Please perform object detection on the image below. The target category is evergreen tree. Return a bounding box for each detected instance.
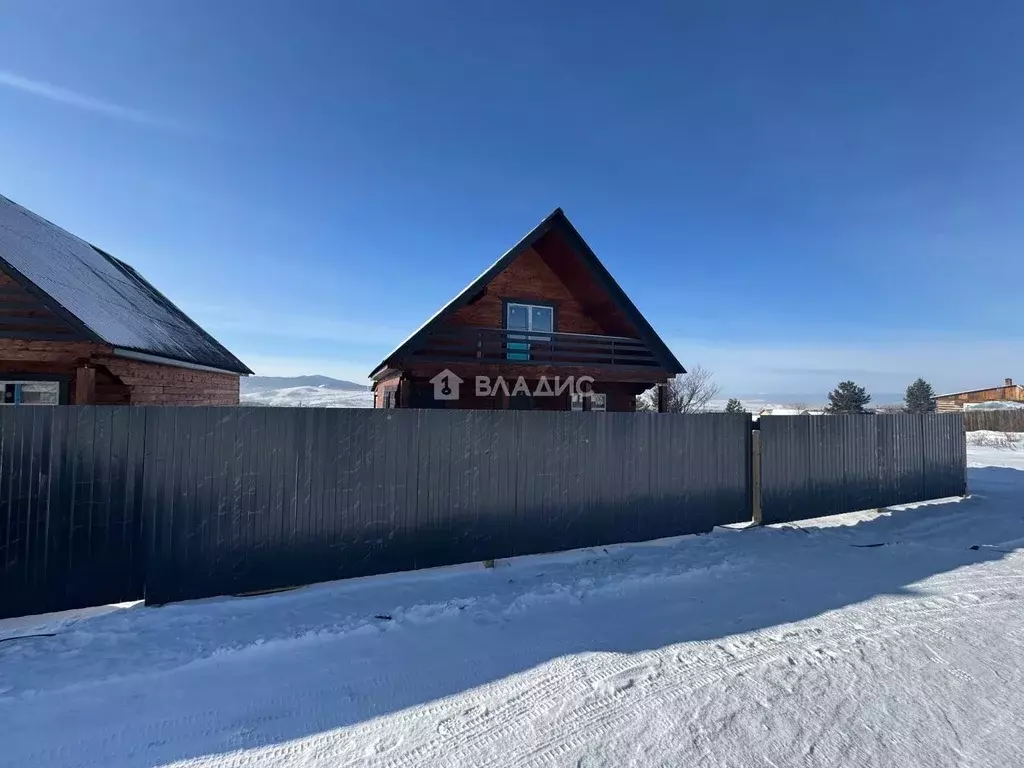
[825,380,871,414]
[724,398,746,414]
[904,378,936,413]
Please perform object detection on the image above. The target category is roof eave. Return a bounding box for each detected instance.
[550,213,686,375]
[110,347,251,376]
[934,384,1023,399]
[366,209,565,378]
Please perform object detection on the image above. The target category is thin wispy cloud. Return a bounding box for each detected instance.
[0,70,186,131]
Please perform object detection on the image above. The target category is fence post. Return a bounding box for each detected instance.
[751,429,763,524]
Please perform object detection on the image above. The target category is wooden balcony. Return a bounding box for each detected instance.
[407,326,661,368]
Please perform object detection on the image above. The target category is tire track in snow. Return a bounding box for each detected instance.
[8,568,1023,768]
[345,582,1024,767]
[504,594,1021,767]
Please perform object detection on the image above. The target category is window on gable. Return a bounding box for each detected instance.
[506,302,553,361]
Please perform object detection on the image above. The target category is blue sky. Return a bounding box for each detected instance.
[1,1,1021,396]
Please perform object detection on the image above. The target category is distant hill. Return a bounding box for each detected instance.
[242,386,374,408]
[241,375,368,394]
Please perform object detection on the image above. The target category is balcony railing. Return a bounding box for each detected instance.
[408,326,660,367]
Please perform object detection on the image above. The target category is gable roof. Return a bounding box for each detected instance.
[370,208,684,378]
[0,194,252,375]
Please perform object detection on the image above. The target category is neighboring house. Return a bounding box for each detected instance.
[0,195,251,406]
[934,378,1023,412]
[370,208,684,411]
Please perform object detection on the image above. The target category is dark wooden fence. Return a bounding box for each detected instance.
[759,413,966,525]
[1,408,752,617]
[964,409,1024,433]
[0,408,147,619]
[1,408,969,619]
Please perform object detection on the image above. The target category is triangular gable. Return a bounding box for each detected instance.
[370,209,684,377]
[0,265,87,342]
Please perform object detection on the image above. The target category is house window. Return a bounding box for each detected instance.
[1,380,61,406]
[382,390,396,409]
[506,302,553,361]
[570,393,607,412]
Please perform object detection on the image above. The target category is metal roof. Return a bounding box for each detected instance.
[370,208,685,378]
[0,195,251,375]
[934,383,1022,399]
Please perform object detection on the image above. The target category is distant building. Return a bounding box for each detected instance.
[933,378,1023,412]
[0,195,251,406]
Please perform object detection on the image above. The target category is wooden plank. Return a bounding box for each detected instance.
[75,367,96,404]
[0,329,82,340]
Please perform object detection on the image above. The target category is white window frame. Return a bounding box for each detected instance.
[506,302,554,335]
[506,302,554,361]
[0,379,63,406]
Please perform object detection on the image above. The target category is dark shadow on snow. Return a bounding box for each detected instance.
[1,466,1021,766]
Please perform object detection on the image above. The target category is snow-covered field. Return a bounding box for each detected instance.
[1,440,1023,767]
[968,429,1024,454]
[241,385,374,408]
[965,400,1024,410]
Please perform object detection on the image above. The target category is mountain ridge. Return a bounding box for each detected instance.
[241,375,369,393]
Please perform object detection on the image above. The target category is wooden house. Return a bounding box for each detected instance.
[933,378,1024,411]
[0,195,251,406]
[370,209,684,411]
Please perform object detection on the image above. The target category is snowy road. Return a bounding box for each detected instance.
[1,439,1022,767]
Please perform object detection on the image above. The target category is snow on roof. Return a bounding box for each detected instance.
[0,195,251,374]
[935,383,1022,398]
[964,401,1024,411]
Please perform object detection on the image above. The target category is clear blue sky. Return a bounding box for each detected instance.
[1,1,1021,396]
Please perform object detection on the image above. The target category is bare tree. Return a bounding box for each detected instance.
[639,365,721,413]
[874,403,905,414]
[636,393,655,412]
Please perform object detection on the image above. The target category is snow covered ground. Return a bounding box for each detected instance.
[241,385,374,408]
[1,440,1023,767]
[968,429,1024,457]
[965,400,1024,410]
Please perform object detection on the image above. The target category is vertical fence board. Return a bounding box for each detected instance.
[761,413,965,525]
[133,409,754,605]
[964,410,1024,432]
[1,407,966,617]
[0,407,148,619]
